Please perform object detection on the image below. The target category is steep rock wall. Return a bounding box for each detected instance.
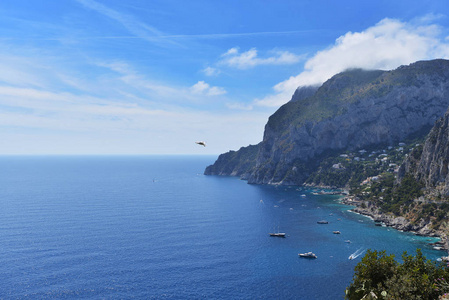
[248,60,449,185]
[400,108,449,195]
[206,59,449,186]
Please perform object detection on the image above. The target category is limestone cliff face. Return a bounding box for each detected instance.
[399,107,449,195]
[206,59,449,185]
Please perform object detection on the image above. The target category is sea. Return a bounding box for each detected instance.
[0,155,443,299]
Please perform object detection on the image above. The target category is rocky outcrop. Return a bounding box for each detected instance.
[206,59,449,186]
[204,144,259,177]
[350,204,438,236]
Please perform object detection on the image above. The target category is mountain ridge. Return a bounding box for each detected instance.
[205,59,449,187]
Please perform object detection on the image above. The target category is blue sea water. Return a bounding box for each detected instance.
[0,155,443,299]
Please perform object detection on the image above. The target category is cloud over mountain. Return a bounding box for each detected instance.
[255,18,449,107]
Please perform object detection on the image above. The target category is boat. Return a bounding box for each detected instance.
[317,220,329,224]
[333,231,341,234]
[299,252,317,259]
[269,232,286,237]
[269,226,286,237]
[345,240,351,243]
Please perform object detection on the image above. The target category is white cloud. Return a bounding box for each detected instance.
[222,47,239,56]
[220,47,303,69]
[255,18,449,107]
[202,66,221,76]
[190,81,226,96]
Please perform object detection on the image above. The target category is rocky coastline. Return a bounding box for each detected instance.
[341,195,449,254]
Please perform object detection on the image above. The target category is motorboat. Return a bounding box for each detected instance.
[269,232,286,237]
[299,252,317,259]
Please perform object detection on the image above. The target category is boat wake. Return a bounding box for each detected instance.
[349,248,366,260]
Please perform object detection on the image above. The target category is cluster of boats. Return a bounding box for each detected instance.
[269,219,350,260]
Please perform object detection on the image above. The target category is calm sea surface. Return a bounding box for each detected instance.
[0,155,443,299]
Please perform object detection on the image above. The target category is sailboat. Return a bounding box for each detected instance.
[269,225,286,237]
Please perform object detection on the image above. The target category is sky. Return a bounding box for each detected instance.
[1,1,449,155]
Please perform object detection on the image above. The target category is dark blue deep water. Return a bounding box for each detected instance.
[0,156,443,299]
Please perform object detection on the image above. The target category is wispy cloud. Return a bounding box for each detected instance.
[0,82,266,154]
[75,0,179,47]
[165,30,321,39]
[219,47,304,69]
[68,30,320,41]
[0,29,326,43]
[202,66,221,77]
[255,18,449,107]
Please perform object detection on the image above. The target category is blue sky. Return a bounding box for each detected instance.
[1,0,449,155]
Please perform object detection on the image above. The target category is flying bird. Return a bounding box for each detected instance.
[195,141,206,147]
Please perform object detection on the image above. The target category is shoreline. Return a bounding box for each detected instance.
[339,195,449,255]
[302,184,449,256]
[222,177,449,257]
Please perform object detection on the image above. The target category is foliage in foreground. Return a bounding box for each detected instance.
[345,249,449,300]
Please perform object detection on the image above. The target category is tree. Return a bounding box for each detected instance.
[346,250,397,299]
[345,249,449,299]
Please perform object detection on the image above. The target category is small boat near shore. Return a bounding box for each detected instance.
[299,252,317,259]
[317,220,329,224]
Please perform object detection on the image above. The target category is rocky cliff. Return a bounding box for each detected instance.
[204,144,259,177]
[399,106,449,196]
[206,59,449,185]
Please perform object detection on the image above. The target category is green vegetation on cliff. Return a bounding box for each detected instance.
[305,134,426,189]
[306,132,449,231]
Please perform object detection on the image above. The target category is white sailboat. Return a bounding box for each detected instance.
[269,225,286,237]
